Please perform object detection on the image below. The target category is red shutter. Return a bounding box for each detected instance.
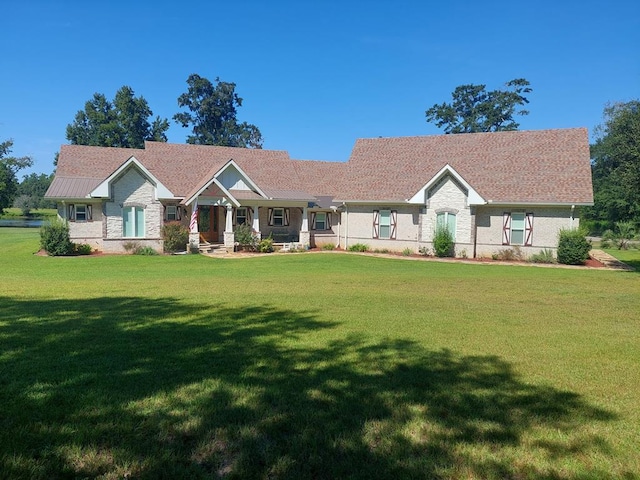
[390,210,397,240]
[326,212,332,230]
[69,204,75,222]
[284,208,290,226]
[310,212,316,230]
[247,207,253,225]
[373,210,380,238]
[268,208,274,226]
[525,212,534,246]
[502,212,511,245]
[87,205,93,222]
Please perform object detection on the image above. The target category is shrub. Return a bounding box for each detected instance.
[134,246,158,256]
[73,243,93,255]
[348,243,369,252]
[162,221,189,253]
[234,223,258,251]
[557,228,591,265]
[402,247,413,256]
[419,246,432,256]
[40,220,73,256]
[495,246,525,261]
[433,227,454,257]
[123,241,141,254]
[258,237,274,253]
[530,248,556,264]
[320,243,335,251]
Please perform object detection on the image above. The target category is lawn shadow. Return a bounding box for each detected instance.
[0,296,622,479]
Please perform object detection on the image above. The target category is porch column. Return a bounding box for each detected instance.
[224,204,235,252]
[252,206,261,240]
[299,206,311,247]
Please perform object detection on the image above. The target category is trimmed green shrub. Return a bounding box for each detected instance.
[134,246,158,256]
[433,227,454,257]
[162,221,189,253]
[348,243,369,252]
[234,223,258,251]
[530,248,556,264]
[557,228,591,265]
[258,237,274,253]
[402,248,413,256]
[40,220,73,256]
[73,243,93,255]
[321,243,335,251]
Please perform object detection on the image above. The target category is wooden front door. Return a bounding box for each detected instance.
[198,206,219,243]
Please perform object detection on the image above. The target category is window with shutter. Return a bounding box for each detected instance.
[525,213,534,246]
[502,213,511,245]
[372,210,380,238]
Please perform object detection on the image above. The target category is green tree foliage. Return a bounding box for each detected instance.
[66,86,169,148]
[0,139,33,214]
[587,100,640,224]
[433,227,455,257]
[174,74,263,148]
[16,172,55,209]
[426,78,532,134]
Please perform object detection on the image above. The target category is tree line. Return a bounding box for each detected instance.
[2,75,638,229]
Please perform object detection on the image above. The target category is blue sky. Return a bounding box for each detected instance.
[1,0,638,177]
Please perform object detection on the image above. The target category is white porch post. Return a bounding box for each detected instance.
[224,204,235,252]
[299,205,311,247]
[252,206,261,240]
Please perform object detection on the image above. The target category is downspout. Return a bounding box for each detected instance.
[570,204,575,229]
[344,203,349,250]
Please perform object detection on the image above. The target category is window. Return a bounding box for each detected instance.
[373,210,397,239]
[502,212,534,246]
[436,212,456,241]
[236,207,248,225]
[75,205,87,222]
[166,205,177,221]
[268,208,290,226]
[312,212,331,230]
[68,204,92,222]
[123,206,145,238]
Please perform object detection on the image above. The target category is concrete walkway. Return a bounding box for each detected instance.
[589,249,635,271]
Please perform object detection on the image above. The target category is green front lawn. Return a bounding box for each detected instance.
[1,228,639,479]
[603,246,640,272]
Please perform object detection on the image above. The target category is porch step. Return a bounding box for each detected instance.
[199,243,227,255]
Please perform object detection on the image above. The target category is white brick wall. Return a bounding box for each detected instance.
[475,206,578,258]
[422,176,472,246]
[105,168,162,241]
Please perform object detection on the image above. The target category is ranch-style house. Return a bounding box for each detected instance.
[45,128,593,257]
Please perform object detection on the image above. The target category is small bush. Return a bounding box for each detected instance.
[433,227,454,257]
[530,248,556,264]
[557,228,591,265]
[258,237,274,253]
[402,248,413,256]
[134,246,158,256]
[495,246,525,261]
[73,243,93,255]
[235,223,258,251]
[348,243,369,252]
[123,241,141,253]
[40,220,73,256]
[419,246,432,256]
[320,243,335,251]
[162,221,189,253]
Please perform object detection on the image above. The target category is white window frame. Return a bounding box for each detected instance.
[166,205,177,221]
[123,206,145,238]
[436,211,456,241]
[378,210,391,239]
[273,208,284,227]
[75,204,87,222]
[236,207,248,225]
[510,212,526,246]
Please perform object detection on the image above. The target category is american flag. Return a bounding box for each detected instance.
[189,199,198,233]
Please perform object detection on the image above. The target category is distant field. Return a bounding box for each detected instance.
[1,228,638,479]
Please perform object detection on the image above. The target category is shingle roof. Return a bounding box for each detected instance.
[46,128,593,205]
[338,128,593,204]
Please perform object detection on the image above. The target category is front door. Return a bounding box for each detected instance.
[198,206,219,242]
